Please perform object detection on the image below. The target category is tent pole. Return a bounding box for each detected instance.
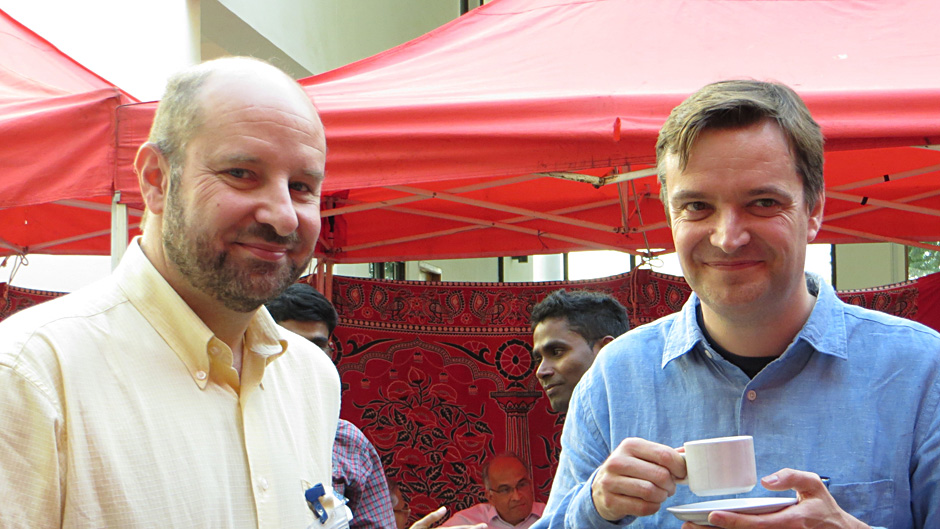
[110,191,128,270]
[325,261,334,302]
[315,260,326,293]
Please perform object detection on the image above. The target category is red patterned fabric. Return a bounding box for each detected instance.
[0,283,64,320]
[2,271,938,523]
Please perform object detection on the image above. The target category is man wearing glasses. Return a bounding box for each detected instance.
[442,453,545,528]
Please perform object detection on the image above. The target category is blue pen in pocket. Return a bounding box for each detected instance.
[305,483,353,529]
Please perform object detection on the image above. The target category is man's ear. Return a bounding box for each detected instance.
[134,142,172,215]
[593,335,615,353]
[806,191,825,243]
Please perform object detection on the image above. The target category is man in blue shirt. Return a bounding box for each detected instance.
[534,80,940,529]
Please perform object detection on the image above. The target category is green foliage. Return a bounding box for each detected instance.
[908,244,940,279]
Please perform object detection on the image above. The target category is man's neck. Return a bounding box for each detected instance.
[139,235,252,373]
[699,283,817,358]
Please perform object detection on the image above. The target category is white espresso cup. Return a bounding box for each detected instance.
[676,435,757,496]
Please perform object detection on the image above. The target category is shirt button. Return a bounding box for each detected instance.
[259,478,269,491]
[747,390,757,401]
[704,349,713,359]
[195,370,208,381]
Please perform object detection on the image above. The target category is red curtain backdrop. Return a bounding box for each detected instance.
[1,270,936,523]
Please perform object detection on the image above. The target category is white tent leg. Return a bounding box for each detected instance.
[111,191,128,270]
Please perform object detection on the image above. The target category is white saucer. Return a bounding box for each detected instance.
[667,497,798,525]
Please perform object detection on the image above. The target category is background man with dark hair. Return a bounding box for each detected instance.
[266,282,338,352]
[530,289,630,414]
[535,80,940,529]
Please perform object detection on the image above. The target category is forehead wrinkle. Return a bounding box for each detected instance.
[213,103,320,123]
[747,184,797,197]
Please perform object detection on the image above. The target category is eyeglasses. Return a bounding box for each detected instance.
[489,479,530,496]
[393,506,411,516]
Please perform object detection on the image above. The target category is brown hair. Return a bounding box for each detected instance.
[656,80,824,216]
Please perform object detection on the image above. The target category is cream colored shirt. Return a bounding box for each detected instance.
[0,240,340,528]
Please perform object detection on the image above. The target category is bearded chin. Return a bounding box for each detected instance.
[209,253,306,312]
[165,230,309,313]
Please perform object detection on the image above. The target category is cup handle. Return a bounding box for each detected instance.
[675,452,688,485]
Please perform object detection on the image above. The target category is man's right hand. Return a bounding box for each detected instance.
[591,437,687,521]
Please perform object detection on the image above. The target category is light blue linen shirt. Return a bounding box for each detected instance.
[535,274,940,529]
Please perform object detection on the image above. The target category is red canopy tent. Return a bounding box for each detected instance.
[0,9,138,259]
[4,0,940,266]
[293,0,940,263]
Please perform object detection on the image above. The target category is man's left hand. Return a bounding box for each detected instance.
[681,468,871,529]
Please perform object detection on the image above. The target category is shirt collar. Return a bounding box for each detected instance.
[115,238,287,390]
[661,272,847,368]
[483,503,542,527]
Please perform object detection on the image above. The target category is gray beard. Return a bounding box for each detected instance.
[162,180,309,313]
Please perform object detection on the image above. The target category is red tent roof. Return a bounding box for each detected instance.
[0,9,137,256]
[292,0,940,262]
[7,0,940,262]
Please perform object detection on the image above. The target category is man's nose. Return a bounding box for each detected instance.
[255,181,299,236]
[536,359,552,379]
[709,208,750,253]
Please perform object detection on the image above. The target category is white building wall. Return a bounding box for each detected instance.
[216,0,458,74]
[0,0,200,101]
[834,243,907,290]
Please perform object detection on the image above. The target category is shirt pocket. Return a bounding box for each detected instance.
[828,479,895,528]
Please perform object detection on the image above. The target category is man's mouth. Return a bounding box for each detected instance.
[705,259,761,270]
[237,241,291,262]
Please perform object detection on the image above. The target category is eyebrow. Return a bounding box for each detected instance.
[533,339,568,354]
[303,169,326,182]
[669,185,794,203]
[219,153,260,165]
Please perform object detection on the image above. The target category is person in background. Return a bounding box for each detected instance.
[387,479,411,529]
[530,289,630,414]
[0,57,339,527]
[266,282,338,353]
[442,453,546,529]
[268,284,486,529]
[534,80,940,529]
[267,283,397,529]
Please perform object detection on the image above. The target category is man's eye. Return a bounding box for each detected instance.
[675,201,711,219]
[753,198,778,208]
[225,168,250,179]
[289,181,313,193]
